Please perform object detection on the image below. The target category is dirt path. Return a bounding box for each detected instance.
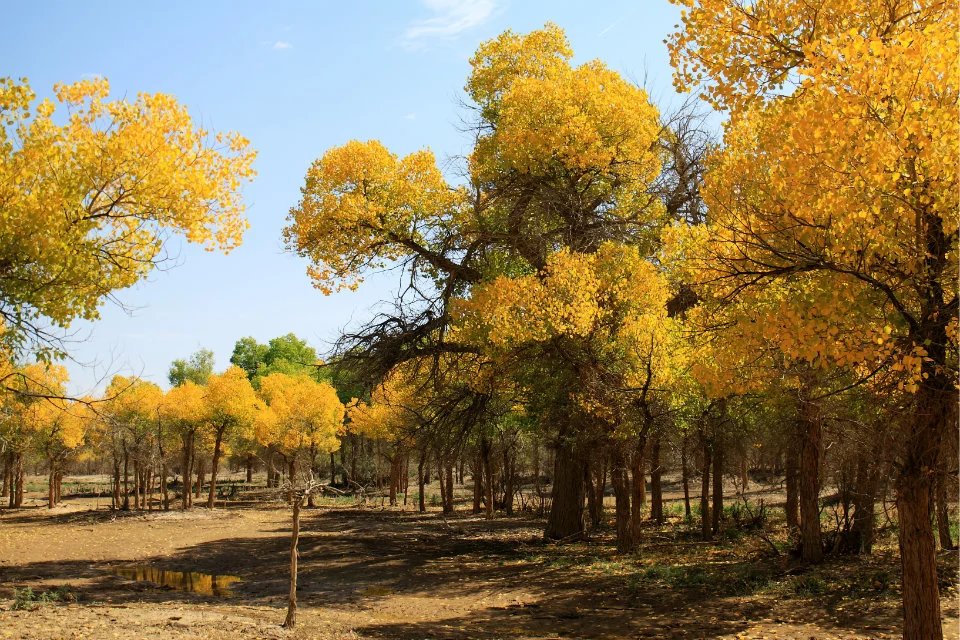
[0,499,957,639]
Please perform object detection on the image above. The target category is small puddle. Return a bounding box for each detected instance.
[110,566,241,596]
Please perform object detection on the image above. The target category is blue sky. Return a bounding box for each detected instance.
[3,0,693,394]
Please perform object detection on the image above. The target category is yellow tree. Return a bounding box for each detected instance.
[161,381,207,510]
[204,366,260,509]
[0,76,255,360]
[102,376,163,510]
[0,363,71,507]
[284,25,671,541]
[669,3,958,637]
[257,372,343,477]
[348,368,420,507]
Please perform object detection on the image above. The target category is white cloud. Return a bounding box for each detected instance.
[402,0,496,49]
[273,40,292,50]
[404,112,418,120]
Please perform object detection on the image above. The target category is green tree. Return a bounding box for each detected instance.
[168,349,215,387]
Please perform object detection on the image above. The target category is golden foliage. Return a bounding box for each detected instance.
[257,373,343,454]
[0,76,256,354]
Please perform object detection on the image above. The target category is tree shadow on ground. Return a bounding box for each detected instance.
[0,507,936,639]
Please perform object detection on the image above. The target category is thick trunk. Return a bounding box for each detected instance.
[611,448,632,551]
[649,435,663,524]
[897,371,950,640]
[389,454,400,506]
[544,438,585,540]
[898,472,942,640]
[798,405,823,563]
[283,496,301,628]
[181,433,193,510]
[207,427,226,509]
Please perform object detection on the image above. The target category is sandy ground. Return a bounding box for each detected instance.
[0,486,957,639]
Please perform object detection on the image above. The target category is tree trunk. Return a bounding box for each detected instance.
[47,460,56,509]
[417,452,427,513]
[122,447,130,510]
[740,454,749,492]
[847,453,879,554]
[630,438,646,543]
[207,427,226,509]
[132,461,140,510]
[649,435,663,524]
[283,495,301,628]
[589,454,606,528]
[681,436,692,519]
[482,440,493,519]
[195,458,205,499]
[898,470,942,640]
[935,469,955,550]
[389,453,401,506]
[181,432,193,510]
[785,440,800,531]
[472,450,483,514]
[611,448,632,551]
[896,367,951,640]
[797,406,823,563]
[2,451,10,498]
[544,438,585,540]
[161,463,170,511]
[14,453,24,508]
[112,457,121,511]
[712,437,723,535]
[247,455,254,484]
[444,463,455,513]
[700,439,712,540]
[503,446,515,516]
[147,467,154,511]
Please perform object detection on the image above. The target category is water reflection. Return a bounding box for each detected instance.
[111,566,241,596]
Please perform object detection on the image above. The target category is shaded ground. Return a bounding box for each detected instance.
[0,492,957,639]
